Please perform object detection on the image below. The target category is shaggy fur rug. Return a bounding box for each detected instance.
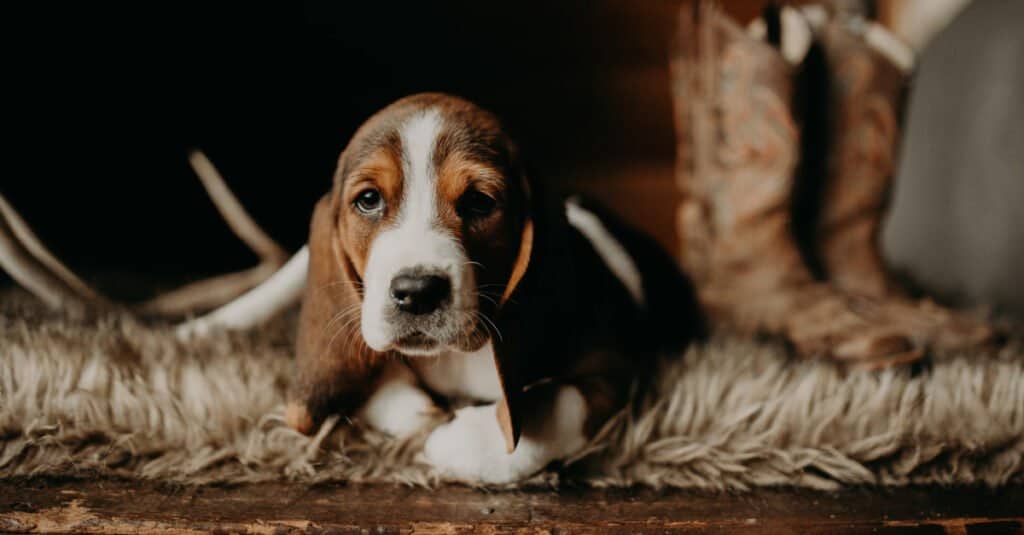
[1,292,1022,490]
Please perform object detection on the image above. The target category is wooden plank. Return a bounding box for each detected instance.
[1,479,1021,534]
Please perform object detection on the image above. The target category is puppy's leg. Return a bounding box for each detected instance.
[284,354,374,435]
[359,361,440,439]
[423,385,588,484]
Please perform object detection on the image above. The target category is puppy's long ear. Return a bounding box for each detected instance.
[492,191,532,452]
[491,174,566,453]
[499,178,534,309]
[286,194,383,434]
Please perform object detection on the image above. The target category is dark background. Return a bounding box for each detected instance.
[4,1,681,292]
[6,1,1021,315]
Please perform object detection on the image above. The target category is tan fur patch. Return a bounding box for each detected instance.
[338,147,404,278]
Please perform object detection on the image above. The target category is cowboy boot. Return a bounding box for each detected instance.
[815,10,910,298]
[811,10,995,350]
[671,0,920,368]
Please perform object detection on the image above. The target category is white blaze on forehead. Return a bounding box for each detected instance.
[399,109,444,226]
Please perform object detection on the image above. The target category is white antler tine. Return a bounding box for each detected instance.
[0,193,104,302]
[175,246,308,339]
[138,263,278,315]
[188,149,288,265]
[1,151,304,328]
[136,150,291,316]
[0,193,101,316]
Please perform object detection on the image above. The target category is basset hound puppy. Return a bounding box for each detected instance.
[282,93,702,483]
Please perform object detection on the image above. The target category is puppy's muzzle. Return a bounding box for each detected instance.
[390,270,451,316]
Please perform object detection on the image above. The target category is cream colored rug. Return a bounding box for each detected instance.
[1,292,1022,490]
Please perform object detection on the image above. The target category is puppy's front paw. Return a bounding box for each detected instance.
[359,378,440,439]
[423,404,538,484]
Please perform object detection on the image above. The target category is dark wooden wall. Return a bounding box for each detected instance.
[5,1,698,283]
[6,0,813,286]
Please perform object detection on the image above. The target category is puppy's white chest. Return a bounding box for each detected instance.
[410,342,502,402]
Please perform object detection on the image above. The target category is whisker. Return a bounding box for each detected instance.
[474,310,503,342]
[336,313,363,343]
[473,311,493,340]
[311,280,364,292]
[323,321,350,357]
[476,293,498,307]
[322,304,362,334]
[477,289,518,306]
[323,311,367,359]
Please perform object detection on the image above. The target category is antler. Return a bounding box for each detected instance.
[138,151,289,315]
[0,150,291,319]
[0,194,105,317]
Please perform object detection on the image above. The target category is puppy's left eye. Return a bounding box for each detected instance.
[457,190,497,219]
[355,188,385,215]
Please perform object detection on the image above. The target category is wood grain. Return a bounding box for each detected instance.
[1,479,1021,534]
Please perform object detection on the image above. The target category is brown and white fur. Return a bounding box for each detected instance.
[192,93,701,483]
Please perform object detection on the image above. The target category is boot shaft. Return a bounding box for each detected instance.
[671,1,810,292]
[816,13,913,297]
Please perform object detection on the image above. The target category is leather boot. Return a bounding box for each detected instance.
[815,11,910,298]
[811,9,995,351]
[670,0,922,368]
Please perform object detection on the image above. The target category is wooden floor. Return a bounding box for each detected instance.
[1,479,1021,534]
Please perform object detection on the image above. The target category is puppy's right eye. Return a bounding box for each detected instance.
[457,189,497,220]
[355,188,384,216]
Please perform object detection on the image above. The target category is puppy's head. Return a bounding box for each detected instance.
[326,93,531,357]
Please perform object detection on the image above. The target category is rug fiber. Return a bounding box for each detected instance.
[1,292,1022,490]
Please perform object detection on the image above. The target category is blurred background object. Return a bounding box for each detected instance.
[3,0,1020,316]
[876,0,973,51]
[882,0,1024,317]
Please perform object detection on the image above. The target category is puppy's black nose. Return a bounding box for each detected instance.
[390,274,451,315]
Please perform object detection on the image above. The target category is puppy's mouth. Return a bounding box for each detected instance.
[393,331,440,353]
[388,318,488,356]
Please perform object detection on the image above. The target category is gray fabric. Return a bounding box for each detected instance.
[884,0,1024,316]
[2,294,1021,489]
